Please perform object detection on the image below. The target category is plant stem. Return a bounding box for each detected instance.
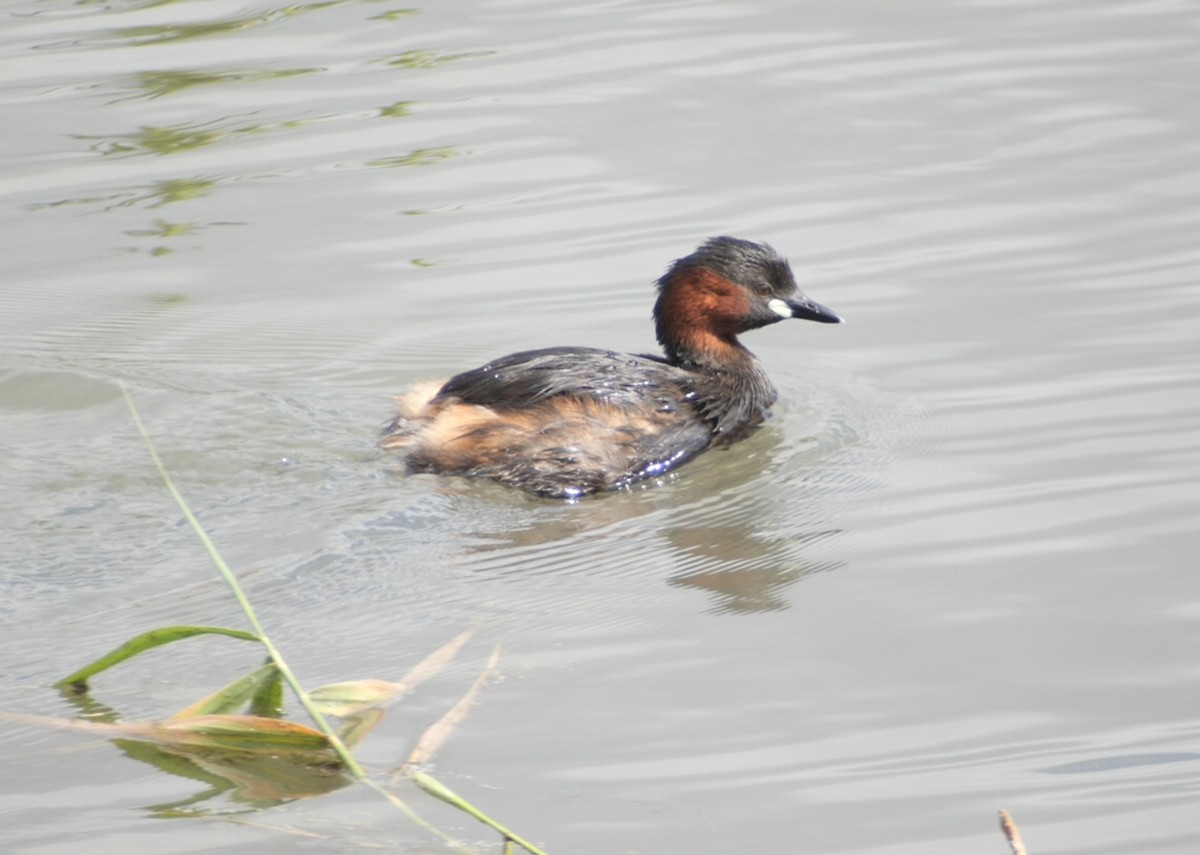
[121,385,370,780]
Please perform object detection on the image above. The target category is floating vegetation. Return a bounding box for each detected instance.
[75,124,226,156]
[75,112,321,158]
[35,625,492,812]
[73,0,182,12]
[378,100,414,118]
[27,177,216,214]
[131,67,320,100]
[145,178,215,208]
[369,8,419,21]
[2,387,548,853]
[366,146,459,168]
[121,218,243,254]
[109,1,346,47]
[74,120,278,156]
[123,219,199,239]
[1,389,1041,852]
[383,49,492,69]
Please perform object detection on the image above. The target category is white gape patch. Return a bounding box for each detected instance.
[767,298,793,319]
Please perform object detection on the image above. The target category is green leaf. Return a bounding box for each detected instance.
[143,714,334,753]
[412,771,549,855]
[169,662,280,719]
[248,664,284,718]
[308,679,406,717]
[336,708,387,750]
[56,625,260,692]
[2,711,332,754]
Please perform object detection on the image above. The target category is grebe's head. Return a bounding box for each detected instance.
[654,236,841,364]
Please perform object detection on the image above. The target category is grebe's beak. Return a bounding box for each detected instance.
[770,295,843,324]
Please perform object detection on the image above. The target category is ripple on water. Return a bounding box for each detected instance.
[4,0,1200,852]
[289,355,914,628]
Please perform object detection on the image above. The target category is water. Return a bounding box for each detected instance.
[2,0,1199,852]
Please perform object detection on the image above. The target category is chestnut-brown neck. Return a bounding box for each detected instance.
[654,269,753,368]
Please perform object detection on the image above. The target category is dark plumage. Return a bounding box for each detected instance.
[381,236,841,498]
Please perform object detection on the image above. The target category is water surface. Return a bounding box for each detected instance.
[2,0,1199,853]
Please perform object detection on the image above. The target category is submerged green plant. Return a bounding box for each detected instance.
[7,386,549,853]
[366,146,459,168]
[132,67,318,99]
[40,625,488,810]
[109,2,346,47]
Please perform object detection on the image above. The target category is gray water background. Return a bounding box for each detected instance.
[2,0,1198,852]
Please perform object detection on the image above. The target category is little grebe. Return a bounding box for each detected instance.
[381,236,841,498]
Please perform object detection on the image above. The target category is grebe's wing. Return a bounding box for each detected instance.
[435,347,687,410]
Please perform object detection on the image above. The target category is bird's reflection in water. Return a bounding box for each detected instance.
[446,429,851,613]
[664,524,844,614]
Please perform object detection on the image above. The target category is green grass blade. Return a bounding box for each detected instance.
[121,386,534,851]
[412,771,549,855]
[55,625,260,691]
[120,385,366,778]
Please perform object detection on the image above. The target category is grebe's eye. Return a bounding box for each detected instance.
[754,283,773,297]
